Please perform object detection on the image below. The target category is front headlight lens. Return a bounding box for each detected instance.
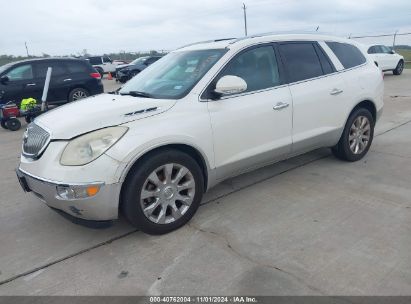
[60,126,128,166]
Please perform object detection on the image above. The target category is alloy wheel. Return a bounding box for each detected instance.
[349,116,371,154]
[140,163,195,224]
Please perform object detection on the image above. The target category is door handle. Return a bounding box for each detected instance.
[330,88,343,95]
[63,78,72,82]
[273,102,289,110]
[26,83,36,86]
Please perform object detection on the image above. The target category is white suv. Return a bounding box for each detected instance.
[17,34,384,234]
[367,45,404,75]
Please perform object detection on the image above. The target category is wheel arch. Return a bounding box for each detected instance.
[351,100,377,122]
[120,143,210,194]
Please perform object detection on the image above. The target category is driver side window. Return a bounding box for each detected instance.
[6,64,33,81]
[218,45,281,94]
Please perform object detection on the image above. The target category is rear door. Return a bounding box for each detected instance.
[1,63,38,103]
[206,44,293,180]
[278,42,347,153]
[33,61,71,102]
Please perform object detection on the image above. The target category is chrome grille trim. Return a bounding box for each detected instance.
[22,123,51,159]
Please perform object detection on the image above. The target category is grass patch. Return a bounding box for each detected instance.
[396,49,411,69]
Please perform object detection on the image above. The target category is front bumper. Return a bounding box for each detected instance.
[16,168,121,221]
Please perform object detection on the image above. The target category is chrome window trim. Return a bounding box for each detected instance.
[198,41,284,102]
[198,39,368,102]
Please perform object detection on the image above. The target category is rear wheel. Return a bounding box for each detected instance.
[393,60,404,75]
[68,88,89,102]
[332,108,374,162]
[121,149,204,235]
[5,118,21,131]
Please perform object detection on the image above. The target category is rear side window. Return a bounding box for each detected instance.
[368,46,380,54]
[66,61,89,73]
[87,57,102,65]
[279,43,323,83]
[326,42,366,69]
[35,61,67,77]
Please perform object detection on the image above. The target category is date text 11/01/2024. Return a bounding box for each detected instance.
[149,296,258,303]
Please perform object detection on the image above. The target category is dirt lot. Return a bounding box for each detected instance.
[0,71,411,295]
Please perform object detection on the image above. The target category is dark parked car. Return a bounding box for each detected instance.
[115,56,162,83]
[0,58,103,105]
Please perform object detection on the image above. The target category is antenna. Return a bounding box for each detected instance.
[242,3,248,36]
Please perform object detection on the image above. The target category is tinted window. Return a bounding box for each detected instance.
[279,43,323,83]
[6,64,33,80]
[314,44,334,74]
[87,57,102,65]
[219,45,280,93]
[146,57,160,65]
[326,42,366,69]
[35,61,67,77]
[380,45,392,54]
[66,61,89,73]
[368,46,379,54]
[103,57,111,63]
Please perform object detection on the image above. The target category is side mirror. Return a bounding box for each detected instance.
[390,50,395,54]
[214,75,247,97]
[0,75,9,85]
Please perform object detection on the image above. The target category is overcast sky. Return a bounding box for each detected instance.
[1,0,410,56]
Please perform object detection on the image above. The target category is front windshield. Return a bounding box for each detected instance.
[119,49,227,99]
[0,63,14,74]
[130,57,147,65]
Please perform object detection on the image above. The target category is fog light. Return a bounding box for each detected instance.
[56,184,102,200]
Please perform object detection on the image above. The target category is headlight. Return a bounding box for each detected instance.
[60,126,128,166]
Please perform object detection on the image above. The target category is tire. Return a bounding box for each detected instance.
[393,60,404,75]
[1,120,8,129]
[68,88,89,102]
[5,118,21,131]
[332,108,374,162]
[121,149,204,235]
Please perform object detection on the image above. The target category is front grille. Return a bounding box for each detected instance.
[22,123,50,158]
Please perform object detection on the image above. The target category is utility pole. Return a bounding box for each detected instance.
[24,42,30,57]
[393,30,398,49]
[242,3,248,36]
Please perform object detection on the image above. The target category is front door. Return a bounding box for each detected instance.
[0,63,38,104]
[206,45,293,180]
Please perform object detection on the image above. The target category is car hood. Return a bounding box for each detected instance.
[116,63,131,70]
[35,94,176,139]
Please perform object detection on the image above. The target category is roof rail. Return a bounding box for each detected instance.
[178,38,236,49]
[228,30,333,44]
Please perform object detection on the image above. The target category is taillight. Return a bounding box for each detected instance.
[90,72,101,79]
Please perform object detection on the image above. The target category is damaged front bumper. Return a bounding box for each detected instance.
[16,168,121,221]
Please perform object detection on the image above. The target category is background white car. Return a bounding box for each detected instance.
[367,45,404,75]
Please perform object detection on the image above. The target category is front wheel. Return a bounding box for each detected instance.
[393,60,404,75]
[332,108,375,162]
[121,149,204,235]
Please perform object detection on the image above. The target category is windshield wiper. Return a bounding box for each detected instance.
[121,91,153,98]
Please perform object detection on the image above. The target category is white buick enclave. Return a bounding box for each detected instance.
[17,34,384,234]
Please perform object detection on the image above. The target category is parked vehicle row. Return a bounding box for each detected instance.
[115,56,163,83]
[16,34,384,235]
[0,58,103,105]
